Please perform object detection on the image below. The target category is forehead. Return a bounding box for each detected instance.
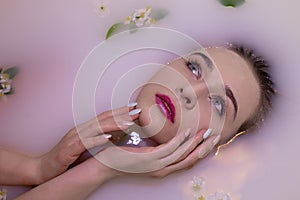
[205,47,260,123]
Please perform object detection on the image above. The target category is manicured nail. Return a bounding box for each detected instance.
[128,102,138,107]
[202,129,212,140]
[103,134,112,139]
[121,121,134,126]
[185,128,191,137]
[212,135,221,146]
[129,108,142,116]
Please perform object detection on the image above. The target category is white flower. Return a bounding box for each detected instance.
[206,192,230,200]
[192,176,205,192]
[0,82,11,94]
[94,0,110,18]
[124,16,132,25]
[0,73,9,83]
[126,6,154,27]
[0,73,12,96]
[0,188,7,200]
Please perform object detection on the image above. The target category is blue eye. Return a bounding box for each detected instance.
[210,96,225,116]
[186,59,202,79]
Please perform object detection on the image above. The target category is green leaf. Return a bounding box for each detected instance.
[218,0,245,7]
[3,66,18,79]
[152,9,168,21]
[105,22,127,40]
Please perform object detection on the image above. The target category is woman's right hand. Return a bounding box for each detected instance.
[36,104,139,184]
[147,132,221,178]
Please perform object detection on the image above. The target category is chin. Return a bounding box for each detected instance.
[150,127,177,144]
[137,107,172,144]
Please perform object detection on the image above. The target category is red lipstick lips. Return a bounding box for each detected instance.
[155,94,176,123]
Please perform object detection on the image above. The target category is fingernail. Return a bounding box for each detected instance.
[185,128,191,137]
[128,102,138,107]
[212,135,221,146]
[121,121,134,126]
[129,108,142,116]
[103,134,112,139]
[202,129,212,140]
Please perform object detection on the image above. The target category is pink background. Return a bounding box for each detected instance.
[1,0,300,199]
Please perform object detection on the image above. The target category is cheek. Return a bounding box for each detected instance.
[184,98,212,134]
[150,124,179,144]
[197,102,212,131]
[137,96,180,144]
[219,116,241,143]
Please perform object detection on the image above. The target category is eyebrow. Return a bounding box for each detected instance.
[191,52,214,70]
[225,85,238,119]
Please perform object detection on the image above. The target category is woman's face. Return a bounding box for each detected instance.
[136,47,260,144]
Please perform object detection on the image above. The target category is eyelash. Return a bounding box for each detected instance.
[185,57,202,79]
[185,56,225,116]
[209,96,226,116]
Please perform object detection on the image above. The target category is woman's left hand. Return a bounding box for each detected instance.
[36,105,138,184]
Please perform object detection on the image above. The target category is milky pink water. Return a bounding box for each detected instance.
[0,0,299,199]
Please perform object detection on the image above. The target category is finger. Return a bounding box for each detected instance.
[79,119,124,138]
[97,118,132,133]
[112,110,140,125]
[97,103,137,121]
[74,103,137,134]
[171,129,213,163]
[80,108,141,138]
[95,108,141,132]
[160,129,206,165]
[149,128,191,159]
[173,129,207,163]
[158,129,209,165]
[76,102,138,137]
[169,135,220,177]
[198,134,220,159]
[82,134,112,149]
[159,137,192,166]
[78,105,135,132]
[154,134,221,177]
[90,111,140,135]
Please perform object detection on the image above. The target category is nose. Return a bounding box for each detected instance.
[176,83,208,109]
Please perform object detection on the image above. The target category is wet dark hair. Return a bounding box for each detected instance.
[228,44,276,134]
